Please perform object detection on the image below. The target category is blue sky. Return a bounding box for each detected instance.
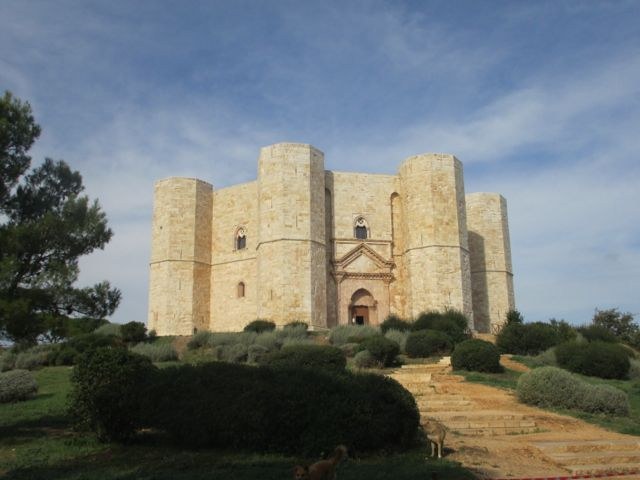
[1,0,639,326]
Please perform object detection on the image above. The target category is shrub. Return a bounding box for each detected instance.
[94,323,122,336]
[278,323,309,341]
[517,366,629,415]
[0,351,16,371]
[265,345,346,372]
[328,325,378,346]
[145,362,419,454]
[339,342,361,358]
[505,309,524,325]
[555,341,630,379]
[412,311,442,331]
[220,343,248,363]
[496,321,559,355]
[0,369,38,403]
[628,358,640,380]
[67,333,122,354]
[283,321,308,332]
[451,339,502,373]
[527,347,558,368]
[253,331,281,351]
[130,342,178,362]
[187,331,213,350]
[380,315,411,334]
[69,347,157,442]
[360,335,399,367]
[120,322,147,343]
[548,319,578,342]
[14,349,52,370]
[578,324,617,343]
[247,344,269,364]
[353,350,377,369]
[411,311,468,344]
[385,329,409,354]
[405,330,453,358]
[244,320,276,333]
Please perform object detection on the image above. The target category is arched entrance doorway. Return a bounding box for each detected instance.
[349,289,375,325]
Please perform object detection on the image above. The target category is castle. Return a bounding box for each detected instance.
[147,143,514,336]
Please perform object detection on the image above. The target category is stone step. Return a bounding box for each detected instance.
[533,439,640,453]
[430,410,531,422]
[548,450,640,465]
[417,399,473,411]
[420,403,474,412]
[565,462,640,475]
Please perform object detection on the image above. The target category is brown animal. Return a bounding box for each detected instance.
[293,445,348,480]
[424,418,446,459]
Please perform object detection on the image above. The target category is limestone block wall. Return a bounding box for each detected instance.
[148,178,212,335]
[209,181,258,331]
[466,193,515,333]
[256,144,327,327]
[398,154,473,322]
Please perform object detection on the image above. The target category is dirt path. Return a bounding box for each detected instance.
[389,360,640,479]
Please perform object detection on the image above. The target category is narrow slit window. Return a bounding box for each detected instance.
[237,282,245,298]
[236,227,247,250]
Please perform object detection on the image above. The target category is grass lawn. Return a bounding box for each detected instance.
[0,366,474,480]
[457,360,640,437]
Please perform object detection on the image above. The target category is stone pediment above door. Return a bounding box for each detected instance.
[334,243,394,280]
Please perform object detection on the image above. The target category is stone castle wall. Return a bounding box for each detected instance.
[148,143,515,335]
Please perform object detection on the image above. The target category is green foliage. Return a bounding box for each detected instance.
[517,366,629,415]
[405,330,453,358]
[328,324,378,346]
[353,349,377,368]
[220,343,248,363]
[380,314,411,334]
[186,331,212,350]
[253,331,280,351]
[451,339,502,373]
[0,350,16,371]
[359,334,399,367]
[94,322,122,336]
[629,358,640,380]
[0,91,120,344]
[14,345,55,370]
[505,309,524,325]
[247,344,269,364]
[385,329,409,354]
[146,362,419,454]
[265,344,346,372]
[592,308,638,343]
[120,321,147,343]
[496,321,560,355]
[283,321,308,332]
[411,310,469,343]
[555,341,630,379]
[243,319,276,333]
[548,318,578,342]
[339,342,361,358]
[0,369,38,402]
[578,324,617,343]
[130,342,178,362]
[69,347,156,442]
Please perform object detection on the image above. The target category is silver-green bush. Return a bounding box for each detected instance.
[220,343,248,363]
[517,366,629,415]
[254,331,280,351]
[247,344,269,364]
[94,323,122,336]
[0,369,38,403]
[385,329,409,354]
[0,351,16,371]
[339,342,361,358]
[14,345,56,370]
[130,342,178,362]
[329,325,378,346]
[353,349,377,369]
[276,324,308,341]
[628,358,640,380]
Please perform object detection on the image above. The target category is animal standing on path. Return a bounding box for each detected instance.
[424,418,447,459]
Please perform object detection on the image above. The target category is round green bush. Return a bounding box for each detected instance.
[339,342,361,358]
[247,344,269,364]
[328,325,378,346]
[405,330,453,358]
[380,315,411,334]
[130,342,178,362]
[353,349,377,368]
[555,341,630,379]
[120,321,147,343]
[220,343,248,363]
[69,347,157,442]
[264,344,346,372]
[0,369,38,403]
[384,329,409,354]
[283,321,308,332]
[517,366,629,415]
[146,362,419,454]
[496,321,559,355]
[360,335,400,367]
[411,311,469,343]
[243,320,276,333]
[451,339,502,373]
[412,311,442,331]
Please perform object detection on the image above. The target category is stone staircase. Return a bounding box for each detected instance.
[532,439,640,476]
[389,358,539,437]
